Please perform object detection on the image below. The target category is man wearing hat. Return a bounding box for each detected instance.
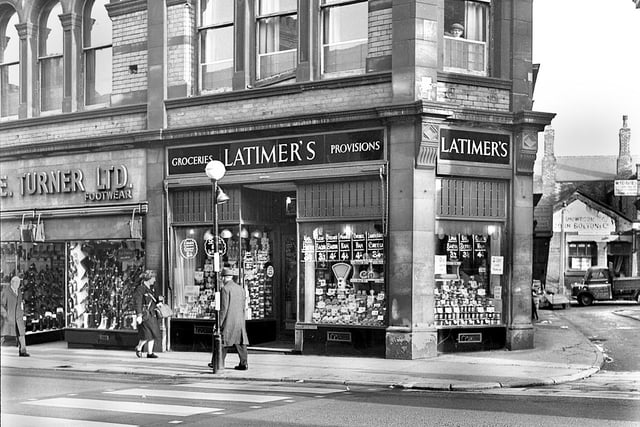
[216,267,249,370]
[1,276,29,356]
[448,22,465,38]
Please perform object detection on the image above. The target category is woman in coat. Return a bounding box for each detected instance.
[1,276,29,356]
[134,270,161,358]
[219,267,249,370]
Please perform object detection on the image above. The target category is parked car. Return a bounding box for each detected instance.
[571,267,640,306]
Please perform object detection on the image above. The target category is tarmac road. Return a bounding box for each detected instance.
[2,369,638,427]
[552,301,640,372]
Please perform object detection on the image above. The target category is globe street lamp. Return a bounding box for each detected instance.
[205,160,227,373]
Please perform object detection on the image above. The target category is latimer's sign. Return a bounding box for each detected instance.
[167,129,384,175]
[439,129,510,165]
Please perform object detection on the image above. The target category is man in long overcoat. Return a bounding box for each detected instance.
[1,276,29,356]
[219,267,249,370]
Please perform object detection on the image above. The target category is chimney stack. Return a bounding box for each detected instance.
[542,125,557,194]
[617,115,632,178]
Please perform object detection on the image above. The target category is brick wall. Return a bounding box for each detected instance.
[0,113,147,147]
[167,82,393,128]
[436,82,510,111]
[368,7,392,58]
[167,3,194,97]
[111,10,148,102]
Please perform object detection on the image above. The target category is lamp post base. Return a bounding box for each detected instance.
[211,333,224,373]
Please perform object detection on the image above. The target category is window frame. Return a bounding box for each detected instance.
[198,0,235,94]
[38,2,64,114]
[443,0,490,76]
[83,0,112,107]
[319,0,368,78]
[0,10,20,119]
[255,0,298,82]
[568,242,598,271]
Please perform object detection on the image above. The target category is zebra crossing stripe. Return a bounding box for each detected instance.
[105,388,290,403]
[1,414,136,427]
[177,382,346,395]
[25,397,223,416]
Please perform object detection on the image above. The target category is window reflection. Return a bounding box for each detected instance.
[39,2,63,112]
[1,11,19,117]
[84,0,112,106]
[321,1,367,76]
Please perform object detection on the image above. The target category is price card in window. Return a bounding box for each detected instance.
[434,255,447,275]
[491,256,504,275]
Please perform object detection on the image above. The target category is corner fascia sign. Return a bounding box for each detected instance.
[439,129,511,165]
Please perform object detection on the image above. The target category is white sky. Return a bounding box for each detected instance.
[532,0,640,158]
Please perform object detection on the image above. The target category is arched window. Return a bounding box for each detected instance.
[39,2,63,112]
[84,0,112,106]
[0,10,19,117]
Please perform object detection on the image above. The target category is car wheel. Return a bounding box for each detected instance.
[636,292,640,305]
[578,293,593,307]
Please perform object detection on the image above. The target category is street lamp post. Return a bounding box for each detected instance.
[205,160,227,373]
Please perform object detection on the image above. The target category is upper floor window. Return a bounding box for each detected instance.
[321,0,368,77]
[199,0,234,92]
[39,2,63,112]
[0,11,19,118]
[444,0,489,76]
[256,0,297,81]
[83,0,112,106]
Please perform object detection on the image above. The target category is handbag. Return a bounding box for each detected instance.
[156,303,173,318]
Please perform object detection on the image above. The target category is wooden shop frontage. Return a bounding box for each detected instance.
[164,127,389,355]
[0,149,149,349]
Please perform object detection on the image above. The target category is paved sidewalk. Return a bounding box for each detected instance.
[0,310,603,391]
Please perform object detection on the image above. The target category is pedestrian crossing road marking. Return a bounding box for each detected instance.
[25,397,223,416]
[1,414,136,427]
[105,388,291,403]
[177,382,347,395]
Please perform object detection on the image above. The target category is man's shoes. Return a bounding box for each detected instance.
[18,352,30,357]
[234,364,248,371]
[135,349,142,358]
[147,353,158,358]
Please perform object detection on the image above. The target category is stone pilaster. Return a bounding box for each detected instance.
[59,13,82,113]
[15,23,36,119]
[541,126,556,195]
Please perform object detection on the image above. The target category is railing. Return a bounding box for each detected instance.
[444,36,487,76]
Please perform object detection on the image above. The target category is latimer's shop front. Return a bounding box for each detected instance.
[164,128,388,355]
[0,150,149,349]
[162,119,537,357]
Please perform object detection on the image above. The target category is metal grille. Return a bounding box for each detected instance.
[170,188,240,224]
[298,180,382,219]
[437,178,506,219]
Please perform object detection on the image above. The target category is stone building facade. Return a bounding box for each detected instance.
[0,0,553,358]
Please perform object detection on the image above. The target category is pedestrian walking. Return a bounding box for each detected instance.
[1,275,30,356]
[531,288,539,321]
[134,270,161,358]
[217,267,249,370]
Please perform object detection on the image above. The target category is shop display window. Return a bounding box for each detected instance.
[172,226,274,320]
[1,242,65,332]
[67,241,146,330]
[300,222,386,327]
[434,227,503,327]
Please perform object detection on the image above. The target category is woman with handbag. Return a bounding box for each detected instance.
[133,270,161,358]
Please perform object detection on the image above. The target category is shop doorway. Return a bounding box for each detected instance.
[241,184,297,351]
